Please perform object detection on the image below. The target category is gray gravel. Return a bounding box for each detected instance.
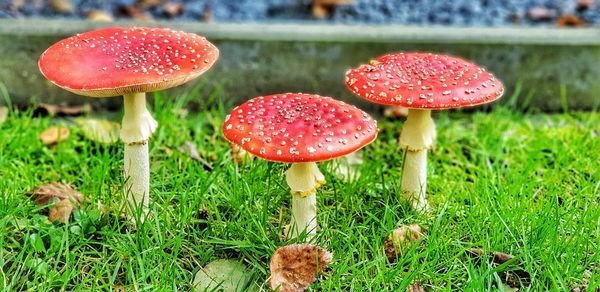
[0,0,598,26]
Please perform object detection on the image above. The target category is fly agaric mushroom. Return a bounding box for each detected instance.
[345,52,504,212]
[38,27,218,220]
[223,93,377,240]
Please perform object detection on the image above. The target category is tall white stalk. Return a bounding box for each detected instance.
[285,162,325,240]
[399,109,436,212]
[120,92,157,220]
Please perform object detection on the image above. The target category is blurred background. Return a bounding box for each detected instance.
[1,0,599,25]
[0,0,599,112]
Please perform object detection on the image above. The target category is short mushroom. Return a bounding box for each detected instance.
[223,93,377,240]
[39,27,219,220]
[345,52,504,212]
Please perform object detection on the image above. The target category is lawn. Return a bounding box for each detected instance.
[0,91,598,291]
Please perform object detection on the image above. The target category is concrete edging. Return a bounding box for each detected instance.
[0,19,598,111]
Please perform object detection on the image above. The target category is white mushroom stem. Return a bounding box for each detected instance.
[399,109,436,212]
[285,162,325,240]
[120,92,158,220]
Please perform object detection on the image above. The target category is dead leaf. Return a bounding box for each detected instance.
[557,15,587,27]
[75,118,120,144]
[408,283,426,292]
[193,259,251,291]
[179,141,213,170]
[36,103,91,116]
[312,0,353,18]
[160,146,173,156]
[88,10,114,22]
[27,182,84,223]
[230,143,253,164]
[466,248,514,264]
[0,106,7,125]
[466,248,530,286]
[269,244,332,292]
[331,150,363,181]
[50,0,74,13]
[384,224,423,262]
[39,126,70,145]
[162,2,183,17]
[384,106,409,119]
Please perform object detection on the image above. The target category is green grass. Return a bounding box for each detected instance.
[0,94,598,291]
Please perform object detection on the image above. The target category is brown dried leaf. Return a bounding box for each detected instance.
[384,224,423,262]
[384,106,409,119]
[270,244,332,292]
[50,0,74,13]
[39,126,70,145]
[75,118,120,144]
[88,10,114,22]
[408,283,426,292]
[230,143,254,164]
[466,248,514,264]
[557,15,587,27]
[312,0,353,18]
[0,106,7,125]
[28,182,85,223]
[163,2,184,17]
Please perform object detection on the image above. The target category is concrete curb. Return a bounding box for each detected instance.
[0,19,598,112]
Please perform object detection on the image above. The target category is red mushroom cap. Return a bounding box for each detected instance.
[345,52,504,109]
[38,27,219,97]
[223,93,378,163]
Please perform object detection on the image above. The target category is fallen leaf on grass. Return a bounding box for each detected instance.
[39,126,70,145]
[408,283,426,292]
[384,224,423,262]
[330,150,363,181]
[466,248,513,264]
[178,141,213,170]
[27,182,85,223]
[0,106,7,125]
[384,105,409,119]
[269,244,332,292]
[466,248,530,288]
[75,118,120,144]
[230,142,253,164]
[193,259,252,292]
